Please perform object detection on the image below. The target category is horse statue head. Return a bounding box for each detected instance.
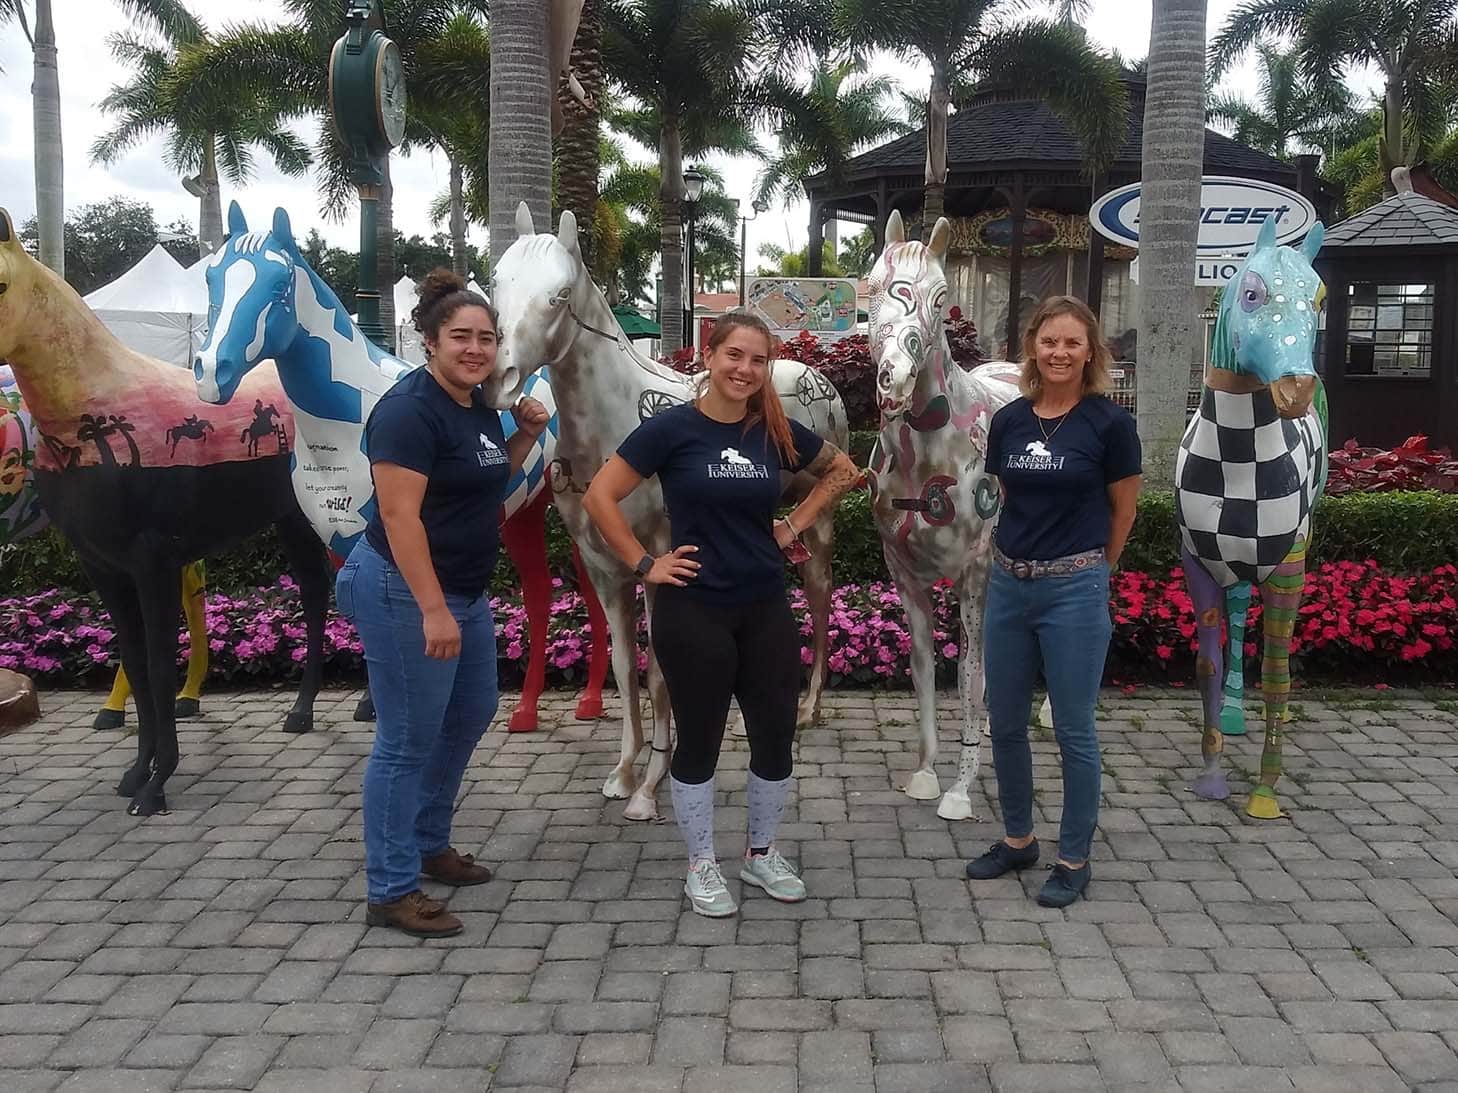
[1211,215,1326,419]
[193,202,303,404]
[0,208,47,364]
[867,209,955,416]
[481,203,586,409]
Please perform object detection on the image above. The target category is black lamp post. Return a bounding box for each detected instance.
[737,198,764,308]
[682,165,705,351]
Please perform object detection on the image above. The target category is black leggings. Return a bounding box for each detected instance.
[651,587,801,785]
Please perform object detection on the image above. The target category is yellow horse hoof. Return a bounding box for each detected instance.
[1245,787,1285,820]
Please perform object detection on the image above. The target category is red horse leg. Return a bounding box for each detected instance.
[501,489,551,733]
[573,544,609,721]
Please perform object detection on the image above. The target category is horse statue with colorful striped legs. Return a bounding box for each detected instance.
[479,204,849,822]
[0,209,332,816]
[192,203,609,731]
[866,211,1021,820]
[1177,215,1327,819]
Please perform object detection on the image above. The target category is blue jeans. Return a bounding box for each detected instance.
[983,561,1111,865]
[336,539,500,903]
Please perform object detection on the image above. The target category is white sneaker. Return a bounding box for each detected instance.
[740,848,807,903]
[684,859,737,917]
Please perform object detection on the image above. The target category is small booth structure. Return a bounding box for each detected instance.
[1317,178,1458,450]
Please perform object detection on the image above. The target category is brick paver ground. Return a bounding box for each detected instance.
[2,686,1457,1091]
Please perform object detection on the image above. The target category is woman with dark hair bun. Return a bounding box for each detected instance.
[335,268,549,938]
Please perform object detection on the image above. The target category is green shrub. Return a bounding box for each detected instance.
[5,489,1455,597]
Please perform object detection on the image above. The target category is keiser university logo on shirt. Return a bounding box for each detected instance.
[1005,439,1066,472]
[477,433,509,468]
[707,446,770,479]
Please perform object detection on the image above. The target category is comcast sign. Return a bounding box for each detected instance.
[1090,176,1319,256]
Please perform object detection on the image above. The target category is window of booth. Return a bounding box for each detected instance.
[1344,282,1434,379]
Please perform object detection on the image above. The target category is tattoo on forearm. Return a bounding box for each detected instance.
[805,443,841,478]
[806,443,858,498]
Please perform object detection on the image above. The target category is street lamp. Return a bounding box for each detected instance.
[682,166,706,350]
[737,199,764,308]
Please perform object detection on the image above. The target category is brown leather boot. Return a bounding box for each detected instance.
[365,890,462,938]
[421,847,493,887]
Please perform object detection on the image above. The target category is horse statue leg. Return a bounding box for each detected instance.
[277,510,329,735]
[1247,540,1306,820]
[600,577,646,805]
[1183,547,1230,801]
[95,664,132,731]
[571,544,608,721]
[500,489,552,733]
[900,583,942,802]
[1219,581,1252,736]
[624,590,672,822]
[796,510,834,729]
[175,561,208,719]
[939,565,990,821]
[121,563,186,816]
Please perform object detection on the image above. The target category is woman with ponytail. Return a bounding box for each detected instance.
[583,313,858,917]
[336,269,549,938]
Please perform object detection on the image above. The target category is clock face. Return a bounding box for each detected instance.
[376,40,406,148]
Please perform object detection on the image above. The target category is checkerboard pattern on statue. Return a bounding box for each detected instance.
[1176,386,1322,587]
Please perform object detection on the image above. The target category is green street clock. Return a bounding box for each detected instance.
[328,0,406,185]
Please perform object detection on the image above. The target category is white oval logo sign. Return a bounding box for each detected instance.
[1090,175,1318,255]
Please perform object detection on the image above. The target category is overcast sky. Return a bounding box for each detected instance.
[1,1,1380,273]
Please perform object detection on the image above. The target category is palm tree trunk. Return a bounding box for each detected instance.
[1380,75,1406,194]
[922,70,950,233]
[555,0,602,268]
[449,156,467,278]
[32,0,64,277]
[659,117,686,354]
[198,137,224,256]
[1138,0,1206,488]
[377,158,396,351]
[489,0,553,267]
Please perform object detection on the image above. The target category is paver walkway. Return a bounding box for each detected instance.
[2,687,1458,1092]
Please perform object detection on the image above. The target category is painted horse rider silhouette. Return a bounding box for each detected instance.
[166,414,214,458]
[241,400,281,457]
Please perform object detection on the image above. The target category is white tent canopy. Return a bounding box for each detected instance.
[83,245,210,368]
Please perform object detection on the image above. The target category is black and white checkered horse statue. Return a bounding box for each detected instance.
[1176,215,1327,819]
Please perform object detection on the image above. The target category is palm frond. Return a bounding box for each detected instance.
[1208,0,1312,80]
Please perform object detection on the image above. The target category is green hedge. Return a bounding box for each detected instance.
[4,489,1456,597]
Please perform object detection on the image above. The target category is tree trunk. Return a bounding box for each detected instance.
[198,136,224,256]
[449,155,467,277]
[555,0,601,268]
[1137,0,1206,488]
[658,118,686,354]
[489,0,553,267]
[377,158,396,351]
[922,70,950,235]
[32,0,63,277]
[1380,74,1406,195]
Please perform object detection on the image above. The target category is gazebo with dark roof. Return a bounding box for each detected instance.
[1316,177,1458,450]
[804,76,1334,357]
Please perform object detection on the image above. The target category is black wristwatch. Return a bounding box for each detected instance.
[634,553,654,579]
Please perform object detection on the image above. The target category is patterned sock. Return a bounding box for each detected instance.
[747,771,791,853]
[670,776,716,864]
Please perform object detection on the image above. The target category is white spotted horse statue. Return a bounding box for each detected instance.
[1177,216,1327,819]
[865,210,1022,820]
[480,203,849,821]
[193,203,609,732]
[0,207,331,816]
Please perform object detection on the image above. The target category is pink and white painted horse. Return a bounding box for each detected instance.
[866,211,1021,820]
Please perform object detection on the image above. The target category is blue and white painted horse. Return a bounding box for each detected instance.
[1176,215,1327,819]
[192,202,609,730]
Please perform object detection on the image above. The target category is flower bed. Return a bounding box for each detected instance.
[5,563,1454,690]
[1327,435,1458,495]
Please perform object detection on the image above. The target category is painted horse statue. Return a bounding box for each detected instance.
[0,208,330,816]
[866,211,1022,820]
[1177,216,1327,819]
[192,203,609,732]
[480,203,849,821]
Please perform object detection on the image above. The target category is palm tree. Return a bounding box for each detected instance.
[1207,42,1356,161]
[92,20,312,256]
[1139,0,1207,488]
[753,59,909,251]
[489,0,553,265]
[2,0,61,275]
[556,0,604,268]
[1210,0,1458,195]
[602,0,759,353]
[836,0,1126,226]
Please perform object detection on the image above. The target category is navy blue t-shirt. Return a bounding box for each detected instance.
[987,395,1141,561]
[617,404,825,604]
[363,367,511,596]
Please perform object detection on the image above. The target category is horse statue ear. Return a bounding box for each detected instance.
[227,201,248,238]
[0,208,13,246]
[272,207,297,253]
[1254,213,1278,253]
[1301,221,1325,264]
[557,209,580,255]
[928,216,952,261]
[515,202,536,238]
[886,209,905,245]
